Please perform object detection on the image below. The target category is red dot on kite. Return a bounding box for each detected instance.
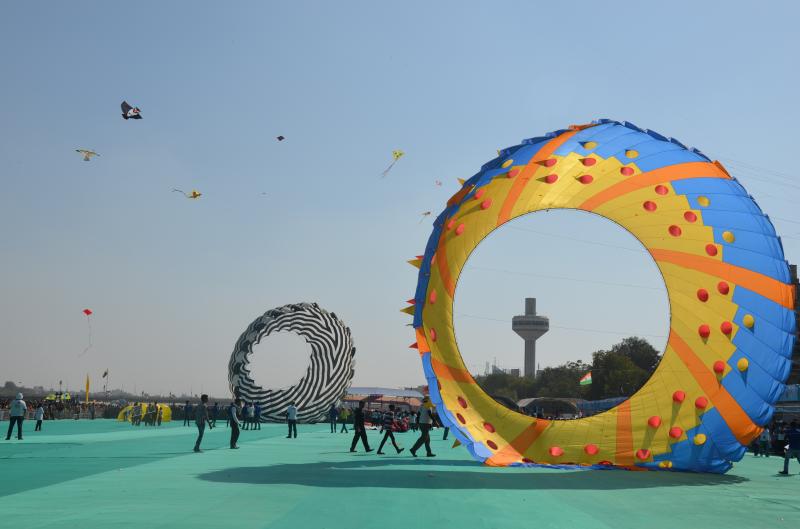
[457,396,468,409]
[544,174,558,184]
[549,446,564,457]
[697,289,709,302]
[581,158,597,166]
[584,444,599,455]
[705,244,718,256]
[456,413,466,424]
[481,199,492,210]
[446,219,455,230]
[669,225,682,237]
[673,390,686,403]
[542,159,557,167]
[720,321,733,335]
[669,427,683,439]
[620,166,634,176]
[655,185,669,195]
[684,211,698,223]
[643,201,657,212]
[578,174,594,184]
[636,448,651,460]
[455,224,465,236]
[474,188,485,200]
[429,328,437,342]
[695,396,709,409]
[508,168,521,178]
[487,440,498,450]
[717,281,730,295]
[429,290,437,304]
[713,360,726,374]
[698,324,711,339]
[484,422,496,433]
[648,416,662,428]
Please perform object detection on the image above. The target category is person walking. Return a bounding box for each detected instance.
[409,397,436,457]
[228,398,242,449]
[758,427,771,457]
[210,402,219,428]
[183,401,192,427]
[349,401,373,453]
[193,394,212,453]
[377,404,404,455]
[34,403,44,432]
[779,422,800,475]
[286,402,298,439]
[253,403,261,430]
[328,404,339,433]
[339,407,350,433]
[5,393,26,440]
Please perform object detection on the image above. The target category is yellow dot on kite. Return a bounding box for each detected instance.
[582,141,597,150]
[694,434,707,446]
[501,159,513,169]
[625,149,639,158]
[722,231,735,243]
[737,358,749,372]
[697,196,710,207]
[743,314,755,329]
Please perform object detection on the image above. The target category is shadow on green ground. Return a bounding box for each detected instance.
[199,459,749,490]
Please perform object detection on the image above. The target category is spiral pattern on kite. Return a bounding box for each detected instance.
[228,302,356,423]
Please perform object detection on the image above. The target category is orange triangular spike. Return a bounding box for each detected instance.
[408,257,422,269]
[452,440,461,448]
[457,178,466,186]
[406,298,416,305]
[409,342,418,349]
[400,305,416,316]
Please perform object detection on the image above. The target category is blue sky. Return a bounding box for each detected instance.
[1,1,798,397]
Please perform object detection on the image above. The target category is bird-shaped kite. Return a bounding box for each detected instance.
[121,101,142,120]
[76,149,99,161]
[172,188,202,199]
[434,180,442,187]
[276,135,285,141]
[380,149,405,177]
[419,211,431,223]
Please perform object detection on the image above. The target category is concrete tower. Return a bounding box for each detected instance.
[512,298,550,377]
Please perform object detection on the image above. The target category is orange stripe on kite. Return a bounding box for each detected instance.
[615,400,634,466]
[485,419,550,467]
[435,231,456,298]
[651,249,795,309]
[415,327,430,356]
[580,161,731,211]
[669,331,760,445]
[497,129,583,226]
[430,356,475,384]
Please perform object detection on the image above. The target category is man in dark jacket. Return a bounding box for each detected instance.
[193,394,212,453]
[779,422,800,475]
[349,401,373,453]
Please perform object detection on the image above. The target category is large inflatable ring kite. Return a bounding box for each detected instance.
[228,302,355,423]
[408,120,795,473]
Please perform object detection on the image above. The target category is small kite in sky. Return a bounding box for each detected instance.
[121,101,142,120]
[419,211,431,223]
[173,188,202,199]
[76,149,99,162]
[276,135,285,141]
[381,150,405,177]
[434,180,442,187]
[78,308,93,358]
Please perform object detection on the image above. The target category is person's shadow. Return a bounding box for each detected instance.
[198,458,747,490]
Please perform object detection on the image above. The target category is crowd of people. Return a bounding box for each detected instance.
[1,393,104,440]
[122,402,164,426]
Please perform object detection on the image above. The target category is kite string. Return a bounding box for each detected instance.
[78,315,92,358]
[381,160,397,178]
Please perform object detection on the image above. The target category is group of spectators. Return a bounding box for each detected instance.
[123,402,164,426]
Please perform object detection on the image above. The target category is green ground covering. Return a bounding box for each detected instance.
[0,420,797,528]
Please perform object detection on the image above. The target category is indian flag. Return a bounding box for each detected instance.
[579,372,592,386]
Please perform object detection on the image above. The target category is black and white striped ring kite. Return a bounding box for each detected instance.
[228,302,356,423]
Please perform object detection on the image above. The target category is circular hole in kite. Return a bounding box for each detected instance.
[247,331,313,391]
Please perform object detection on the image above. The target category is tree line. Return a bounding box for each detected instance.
[474,337,661,402]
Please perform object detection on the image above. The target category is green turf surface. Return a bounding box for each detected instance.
[1,420,798,528]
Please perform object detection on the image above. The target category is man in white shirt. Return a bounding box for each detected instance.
[5,393,27,440]
[286,402,298,439]
[228,398,242,449]
[34,403,45,431]
[409,397,436,457]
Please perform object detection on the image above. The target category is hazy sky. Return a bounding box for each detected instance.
[2,1,798,397]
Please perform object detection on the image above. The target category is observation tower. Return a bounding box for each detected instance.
[512,298,549,377]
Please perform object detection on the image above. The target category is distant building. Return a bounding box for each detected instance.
[512,298,550,377]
